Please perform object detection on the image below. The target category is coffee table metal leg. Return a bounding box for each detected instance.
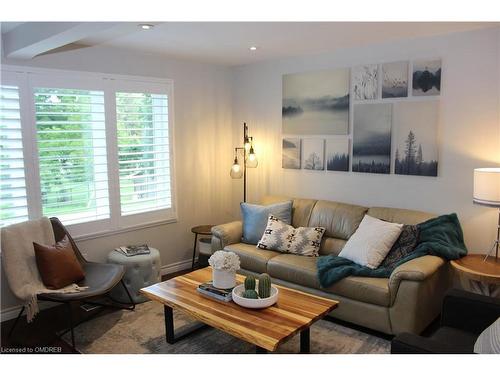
[256,346,267,354]
[164,305,175,344]
[300,327,310,353]
[164,305,209,344]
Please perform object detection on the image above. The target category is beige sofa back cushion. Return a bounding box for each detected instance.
[367,207,435,225]
[260,196,434,245]
[308,200,368,240]
[261,196,317,228]
[319,237,347,256]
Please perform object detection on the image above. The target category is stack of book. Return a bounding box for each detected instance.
[114,244,151,257]
[197,282,233,302]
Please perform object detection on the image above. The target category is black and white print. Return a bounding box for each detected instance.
[282,69,349,135]
[352,64,378,100]
[412,60,441,96]
[352,103,392,174]
[282,138,301,169]
[326,138,349,172]
[302,138,324,170]
[382,61,408,98]
[394,101,439,177]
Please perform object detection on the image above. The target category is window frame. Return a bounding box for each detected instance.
[0,65,177,239]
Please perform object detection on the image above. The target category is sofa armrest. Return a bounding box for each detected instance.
[389,255,445,295]
[391,333,470,354]
[441,288,500,334]
[211,221,242,252]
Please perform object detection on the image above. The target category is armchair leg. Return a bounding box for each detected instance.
[7,306,25,338]
[121,279,136,311]
[66,303,76,350]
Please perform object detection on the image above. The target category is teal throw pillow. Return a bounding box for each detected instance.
[240,201,293,244]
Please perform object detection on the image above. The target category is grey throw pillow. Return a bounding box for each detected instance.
[380,224,419,268]
[240,201,293,245]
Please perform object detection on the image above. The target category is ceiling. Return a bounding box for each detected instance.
[2,22,498,66]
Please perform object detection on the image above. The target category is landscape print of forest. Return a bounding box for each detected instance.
[352,103,392,174]
[282,69,349,135]
[394,101,439,176]
[326,139,349,172]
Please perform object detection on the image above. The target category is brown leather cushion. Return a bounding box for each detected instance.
[33,235,85,289]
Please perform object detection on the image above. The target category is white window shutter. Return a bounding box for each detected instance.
[0,84,29,226]
[34,87,110,225]
[116,92,171,216]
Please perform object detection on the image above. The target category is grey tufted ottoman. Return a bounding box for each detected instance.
[107,247,161,303]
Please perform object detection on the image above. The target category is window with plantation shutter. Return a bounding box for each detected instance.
[0,84,29,227]
[34,87,110,225]
[116,92,171,215]
[0,66,175,237]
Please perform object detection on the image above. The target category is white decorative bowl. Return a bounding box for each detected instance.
[232,284,279,309]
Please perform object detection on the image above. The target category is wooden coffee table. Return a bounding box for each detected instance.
[140,267,338,353]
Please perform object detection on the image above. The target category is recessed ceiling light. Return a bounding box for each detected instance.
[249,46,258,51]
[139,24,154,30]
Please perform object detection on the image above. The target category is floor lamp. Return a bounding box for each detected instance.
[230,122,258,202]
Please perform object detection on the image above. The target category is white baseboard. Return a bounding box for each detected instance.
[1,257,197,323]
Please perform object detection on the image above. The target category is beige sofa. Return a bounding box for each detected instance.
[211,196,452,335]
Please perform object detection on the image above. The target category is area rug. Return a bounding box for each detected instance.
[63,301,390,354]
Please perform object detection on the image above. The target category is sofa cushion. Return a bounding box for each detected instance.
[308,200,368,240]
[261,196,318,228]
[224,243,280,273]
[267,254,320,289]
[267,254,391,306]
[367,207,435,225]
[319,237,346,256]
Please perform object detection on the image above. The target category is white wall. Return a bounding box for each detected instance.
[231,27,500,253]
[1,45,235,317]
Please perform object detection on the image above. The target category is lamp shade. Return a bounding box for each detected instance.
[473,168,500,207]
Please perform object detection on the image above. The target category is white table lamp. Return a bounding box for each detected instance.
[473,168,500,260]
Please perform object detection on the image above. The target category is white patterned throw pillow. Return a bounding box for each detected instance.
[257,215,326,257]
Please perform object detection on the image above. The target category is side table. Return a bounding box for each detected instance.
[191,225,214,269]
[451,254,500,297]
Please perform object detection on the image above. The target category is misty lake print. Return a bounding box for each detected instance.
[282,68,350,135]
[412,60,441,96]
[352,103,392,174]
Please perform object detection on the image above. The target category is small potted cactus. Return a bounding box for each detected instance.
[232,273,278,308]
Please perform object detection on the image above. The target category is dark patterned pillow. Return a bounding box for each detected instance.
[380,225,419,268]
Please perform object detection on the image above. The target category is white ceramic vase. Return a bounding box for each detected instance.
[212,268,236,289]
